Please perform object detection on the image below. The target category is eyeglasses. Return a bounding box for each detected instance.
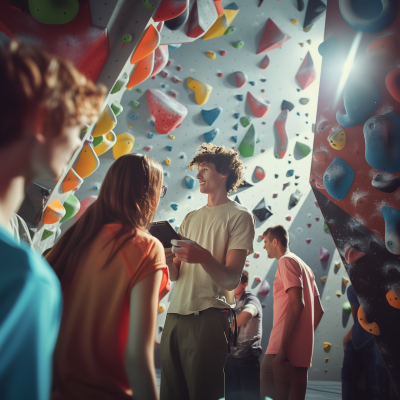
[160,185,168,198]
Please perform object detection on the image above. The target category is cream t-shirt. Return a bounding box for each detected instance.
[168,200,255,315]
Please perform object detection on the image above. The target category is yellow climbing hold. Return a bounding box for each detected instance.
[304,26,312,32]
[113,132,135,160]
[165,158,171,166]
[327,128,346,150]
[187,77,213,105]
[342,277,349,286]
[129,125,133,129]
[320,276,327,283]
[189,165,194,170]
[94,131,117,157]
[358,306,380,335]
[299,43,304,47]
[323,342,332,353]
[43,199,66,225]
[158,303,166,313]
[291,19,298,25]
[206,51,216,60]
[75,143,100,179]
[336,291,342,297]
[307,39,312,45]
[92,104,117,138]
[325,358,329,362]
[169,134,175,140]
[335,261,341,268]
[61,168,83,193]
[203,5,239,41]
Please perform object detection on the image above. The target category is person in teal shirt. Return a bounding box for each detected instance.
[0,41,105,400]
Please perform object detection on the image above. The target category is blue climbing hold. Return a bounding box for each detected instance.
[260,79,267,82]
[234,124,239,131]
[296,89,300,92]
[129,113,137,120]
[336,77,381,127]
[169,218,176,223]
[339,0,397,33]
[161,84,166,88]
[150,120,155,127]
[148,132,154,138]
[318,38,340,58]
[249,81,255,86]
[237,94,243,101]
[234,113,240,119]
[185,176,196,189]
[381,206,400,255]
[323,157,354,200]
[171,203,179,211]
[180,155,185,159]
[188,196,191,199]
[204,128,220,143]
[164,172,169,176]
[286,169,294,177]
[166,145,174,151]
[168,43,182,51]
[201,107,223,126]
[231,135,238,143]
[297,112,300,116]
[364,112,400,173]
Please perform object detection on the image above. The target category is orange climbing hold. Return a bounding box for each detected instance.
[358,306,380,336]
[386,288,400,309]
[61,168,83,193]
[75,143,100,179]
[43,199,66,225]
[127,52,154,90]
[130,24,160,65]
[366,35,397,60]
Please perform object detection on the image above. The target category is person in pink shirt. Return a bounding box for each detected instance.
[260,225,325,400]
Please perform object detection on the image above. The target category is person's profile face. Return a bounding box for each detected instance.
[263,234,275,259]
[196,162,227,194]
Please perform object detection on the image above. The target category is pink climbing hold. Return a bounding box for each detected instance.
[255,276,262,283]
[172,76,182,83]
[177,66,182,71]
[247,92,270,117]
[274,109,289,159]
[296,52,316,90]
[161,70,169,78]
[257,18,291,54]
[255,166,266,181]
[76,196,98,221]
[167,60,172,66]
[258,279,270,295]
[254,252,260,258]
[344,244,366,266]
[310,174,325,189]
[320,247,330,262]
[168,90,177,97]
[286,216,291,221]
[217,73,224,77]
[235,71,248,88]
[220,50,227,56]
[260,54,270,69]
[146,88,188,135]
[151,45,169,77]
[306,238,312,244]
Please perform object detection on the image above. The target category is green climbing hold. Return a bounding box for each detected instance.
[60,193,80,223]
[92,136,104,148]
[296,141,311,157]
[42,228,55,241]
[28,0,80,25]
[122,34,132,44]
[81,124,89,133]
[239,124,256,157]
[324,222,329,233]
[131,100,140,109]
[111,73,129,94]
[224,26,237,35]
[343,301,351,315]
[136,88,143,93]
[110,100,123,117]
[240,116,252,127]
[256,138,260,143]
[142,0,155,11]
[233,41,244,49]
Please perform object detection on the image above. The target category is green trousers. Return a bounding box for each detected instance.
[160,308,230,400]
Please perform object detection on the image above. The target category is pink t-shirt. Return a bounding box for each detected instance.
[266,252,319,367]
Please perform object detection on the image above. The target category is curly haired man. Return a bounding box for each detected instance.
[160,143,255,400]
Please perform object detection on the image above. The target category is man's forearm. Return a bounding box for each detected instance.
[200,252,241,291]
[314,306,324,331]
[280,300,304,354]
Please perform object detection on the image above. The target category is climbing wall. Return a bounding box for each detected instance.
[311,0,400,394]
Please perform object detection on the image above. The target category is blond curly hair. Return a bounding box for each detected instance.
[189,143,245,193]
[0,41,106,148]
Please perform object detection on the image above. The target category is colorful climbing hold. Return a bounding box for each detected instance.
[288,189,302,209]
[258,279,270,295]
[286,170,294,177]
[291,19,298,25]
[187,77,213,104]
[61,168,83,194]
[381,206,400,255]
[92,104,117,138]
[206,51,216,59]
[220,50,227,56]
[336,77,381,127]
[43,199,66,225]
[255,166,266,181]
[323,158,354,200]
[224,26,237,35]
[257,18,291,54]
[385,69,400,102]
[336,291,342,297]
[313,151,327,164]
[94,131,117,157]
[260,55,270,69]
[130,24,160,65]
[247,92,270,117]
[204,128,220,143]
[239,124,256,157]
[236,94,243,101]
[358,306,380,335]
[172,76,183,83]
[283,182,291,190]
[342,277,349,286]
[372,174,400,193]
[111,73,129,94]
[231,135,238,143]
[146,88,188,134]
[41,227,55,241]
[170,203,179,211]
[323,342,332,353]
[320,276,327,283]
[294,142,311,160]
[296,52,316,90]
[240,116,252,127]
[203,2,240,40]
[366,35,397,60]
[320,247,330,262]
[235,71,248,88]
[145,145,153,152]
[202,107,223,126]
[184,176,196,189]
[343,301,351,315]
[327,128,346,150]
[344,244,366,265]
[233,41,244,49]
[29,0,80,25]
[111,100,123,117]
[60,193,80,223]
[153,0,188,23]
[386,288,400,309]
[127,52,155,90]
[165,158,171,166]
[274,109,289,159]
[253,198,273,222]
[75,142,100,179]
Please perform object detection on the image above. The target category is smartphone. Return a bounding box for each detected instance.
[149,221,180,248]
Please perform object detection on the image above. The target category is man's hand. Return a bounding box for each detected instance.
[164,247,181,281]
[271,349,286,370]
[171,238,212,264]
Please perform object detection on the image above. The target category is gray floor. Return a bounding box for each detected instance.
[155,369,342,399]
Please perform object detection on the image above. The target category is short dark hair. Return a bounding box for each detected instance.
[189,143,244,193]
[240,269,249,285]
[263,225,288,248]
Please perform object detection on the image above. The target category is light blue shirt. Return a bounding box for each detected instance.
[0,224,62,400]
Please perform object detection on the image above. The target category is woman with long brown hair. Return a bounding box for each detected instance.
[47,154,170,400]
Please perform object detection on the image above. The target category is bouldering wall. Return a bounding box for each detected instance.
[311,0,400,394]
[59,0,353,382]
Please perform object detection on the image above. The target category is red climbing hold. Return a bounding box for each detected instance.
[306,238,312,244]
[247,92,271,118]
[255,166,266,181]
[220,50,227,56]
[186,0,219,39]
[313,150,327,164]
[296,52,316,90]
[172,76,183,83]
[217,72,224,77]
[154,0,189,22]
[150,45,169,77]
[177,66,182,71]
[320,247,330,262]
[235,71,247,88]
[273,193,278,198]
[161,70,169,78]
[274,109,289,159]
[146,88,188,134]
[260,54,270,69]
[286,216,291,221]
[167,60,172,66]
[385,69,400,103]
[344,244,366,266]
[307,223,311,227]
[257,18,291,54]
